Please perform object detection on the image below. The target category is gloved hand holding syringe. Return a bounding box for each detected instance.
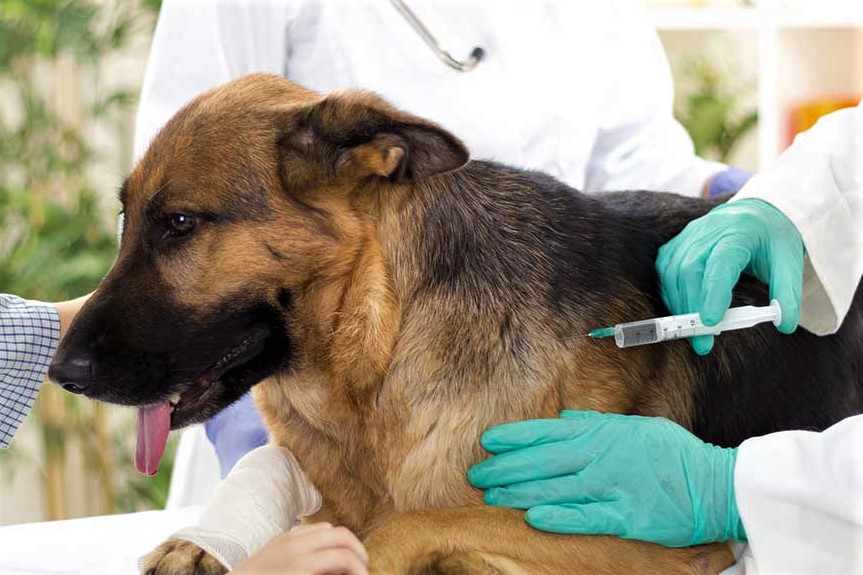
[589,300,783,348]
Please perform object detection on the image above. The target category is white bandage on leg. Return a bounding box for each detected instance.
[142,445,321,571]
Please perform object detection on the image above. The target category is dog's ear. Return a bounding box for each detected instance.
[286,93,469,184]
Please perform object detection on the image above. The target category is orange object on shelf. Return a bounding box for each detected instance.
[786,97,861,147]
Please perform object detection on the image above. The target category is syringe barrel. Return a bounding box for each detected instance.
[614,319,663,348]
[617,312,716,347]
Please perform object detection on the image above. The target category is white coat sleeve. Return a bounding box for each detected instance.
[582,0,725,197]
[732,102,863,335]
[734,414,863,575]
[134,0,294,160]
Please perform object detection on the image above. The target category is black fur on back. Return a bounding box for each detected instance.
[597,189,863,446]
[419,160,863,447]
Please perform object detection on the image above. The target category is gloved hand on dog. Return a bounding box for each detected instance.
[656,198,804,355]
[468,410,747,548]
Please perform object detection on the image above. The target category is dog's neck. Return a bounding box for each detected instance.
[314,162,600,397]
[326,232,402,397]
[293,160,668,410]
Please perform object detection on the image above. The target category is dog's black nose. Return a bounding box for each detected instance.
[49,356,93,394]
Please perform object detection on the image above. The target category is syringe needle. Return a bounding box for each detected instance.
[588,327,615,339]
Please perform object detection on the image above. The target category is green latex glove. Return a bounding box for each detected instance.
[656,198,804,355]
[467,410,746,548]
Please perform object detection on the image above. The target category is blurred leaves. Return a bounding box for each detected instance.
[0,1,99,66]
[0,0,151,67]
[0,187,117,300]
[676,55,758,164]
[141,0,162,15]
[0,0,127,301]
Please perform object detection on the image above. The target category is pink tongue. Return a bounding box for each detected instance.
[136,402,171,476]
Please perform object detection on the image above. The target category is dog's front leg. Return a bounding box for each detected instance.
[140,445,321,575]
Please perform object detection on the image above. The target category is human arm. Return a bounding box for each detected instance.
[55,294,91,339]
[0,295,59,447]
[731,103,863,335]
[0,293,89,447]
[232,523,369,575]
[658,101,863,353]
[733,414,863,574]
[582,0,727,197]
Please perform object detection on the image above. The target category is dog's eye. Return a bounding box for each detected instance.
[167,213,196,236]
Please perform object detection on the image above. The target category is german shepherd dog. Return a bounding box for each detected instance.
[50,74,863,575]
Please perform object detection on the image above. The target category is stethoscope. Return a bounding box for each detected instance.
[389,0,485,72]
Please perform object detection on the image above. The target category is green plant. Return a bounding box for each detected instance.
[675,55,758,164]
[0,0,165,518]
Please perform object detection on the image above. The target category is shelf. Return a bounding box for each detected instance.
[651,7,863,31]
[655,4,863,168]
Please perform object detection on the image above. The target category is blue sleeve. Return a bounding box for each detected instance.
[0,295,60,447]
[204,392,269,477]
[708,167,753,198]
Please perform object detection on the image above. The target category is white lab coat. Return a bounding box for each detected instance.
[134,0,724,195]
[726,102,863,575]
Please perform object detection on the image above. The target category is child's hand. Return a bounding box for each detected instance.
[233,523,369,575]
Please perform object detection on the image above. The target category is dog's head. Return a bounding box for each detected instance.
[48,74,468,473]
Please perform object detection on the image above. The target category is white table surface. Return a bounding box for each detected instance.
[0,506,202,575]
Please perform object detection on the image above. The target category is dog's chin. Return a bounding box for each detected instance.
[166,326,291,429]
[166,370,255,430]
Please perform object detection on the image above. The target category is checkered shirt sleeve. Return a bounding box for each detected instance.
[0,295,60,448]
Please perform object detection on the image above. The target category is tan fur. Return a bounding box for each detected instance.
[131,74,733,574]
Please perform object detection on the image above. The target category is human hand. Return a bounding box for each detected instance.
[468,410,745,548]
[656,198,803,355]
[233,523,369,575]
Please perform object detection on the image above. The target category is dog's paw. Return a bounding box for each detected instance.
[140,538,227,575]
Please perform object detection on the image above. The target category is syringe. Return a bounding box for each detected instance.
[589,300,783,349]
